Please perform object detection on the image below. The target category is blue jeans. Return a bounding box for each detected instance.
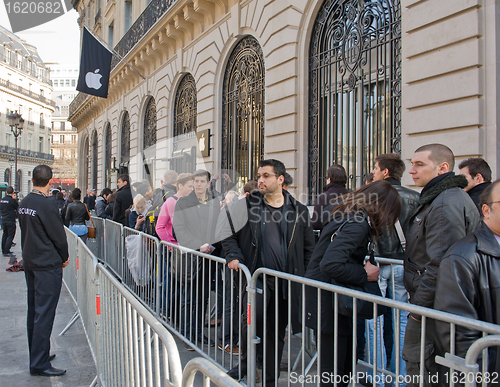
[367,264,407,387]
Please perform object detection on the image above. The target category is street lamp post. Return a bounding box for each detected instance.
[7,111,24,192]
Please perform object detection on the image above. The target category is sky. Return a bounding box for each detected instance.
[0,4,80,65]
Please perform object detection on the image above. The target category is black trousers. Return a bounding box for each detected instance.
[240,278,288,384]
[25,267,63,373]
[2,221,16,254]
[320,330,354,387]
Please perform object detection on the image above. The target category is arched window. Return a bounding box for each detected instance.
[120,111,130,175]
[173,74,197,173]
[308,0,402,201]
[91,130,98,189]
[222,36,265,186]
[16,169,22,192]
[4,168,11,185]
[104,123,112,188]
[84,137,90,190]
[174,74,197,137]
[143,97,157,150]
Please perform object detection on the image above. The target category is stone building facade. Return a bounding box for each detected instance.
[68,0,499,202]
[0,26,55,196]
[49,64,79,191]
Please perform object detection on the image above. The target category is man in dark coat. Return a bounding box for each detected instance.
[113,174,133,226]
[311,164,349,230]
[403,144,480,386]
[173,169,221,350]
[83,188,96,211]
[0,186,18,257]
[434,179,500,378]
[18,165,69,377]
[222,159,316,382]
[459,157,492,212]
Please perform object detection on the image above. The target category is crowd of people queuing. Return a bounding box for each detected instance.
[82,143,497,386]
[5,142,499,382]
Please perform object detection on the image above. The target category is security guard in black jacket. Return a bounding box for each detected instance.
[18,165,69,377]
[0,186,18,256]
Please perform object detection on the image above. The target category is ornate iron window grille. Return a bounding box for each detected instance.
[143,97,157,150]
[4,169,10,185]
[105,124,112,187]
[308,0,401,203]
[121,111,131,164]
[84,137,89,190]
[92,131,98,189]
[222,36,265,187]
[174,74,197,137]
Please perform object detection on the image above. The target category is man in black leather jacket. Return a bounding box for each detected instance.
[403,144,480,386]
[434,179,500,379]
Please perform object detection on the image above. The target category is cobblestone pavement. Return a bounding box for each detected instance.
[0,227,97,387]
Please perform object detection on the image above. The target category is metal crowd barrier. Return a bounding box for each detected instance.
[103,218,124,277]
[89,220,500,387]
[89,216,105,259]
[182,357,242,387]
[122,226,161,315]
[159,240,252,373]
[246,267,500,387]
[61,227,183,387]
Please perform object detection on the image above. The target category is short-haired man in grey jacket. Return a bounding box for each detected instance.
[403,144,480,387]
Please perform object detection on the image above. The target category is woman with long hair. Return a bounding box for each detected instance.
[305,179,402,387]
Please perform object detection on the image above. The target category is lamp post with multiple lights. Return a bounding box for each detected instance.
[7,111,24,192]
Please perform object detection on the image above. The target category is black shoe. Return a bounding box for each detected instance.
[49,354,56,362]
[227,366,246,380]
[11,242,16,246]
[184,342,195,351]
[33,367,66,376]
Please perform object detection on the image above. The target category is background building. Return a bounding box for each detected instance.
[68,0,499,202]
[0,26,54,195]
[48,64,79,191]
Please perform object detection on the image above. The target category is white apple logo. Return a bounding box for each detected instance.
[85,69,103,90]
[199,133,206,152]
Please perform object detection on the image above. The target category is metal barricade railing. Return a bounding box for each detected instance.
[122,226,161,315]
[61,227,183,387]
[159,241,252,374]
[246,267,500,387]
[182,357,242,387]
[96,255,183,387]
[89,216,105,258]
[63,228,79,303]
[103,218,125,277]
[77,219,500,387]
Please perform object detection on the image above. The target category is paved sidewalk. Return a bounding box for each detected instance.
[0,228,97,387]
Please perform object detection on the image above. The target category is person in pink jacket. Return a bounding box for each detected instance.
[156,173,194,244]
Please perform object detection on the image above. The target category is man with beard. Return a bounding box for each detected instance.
[222,159,315,383]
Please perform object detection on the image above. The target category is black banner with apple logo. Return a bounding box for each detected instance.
[76,27,112,98]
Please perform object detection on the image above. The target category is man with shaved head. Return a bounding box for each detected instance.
[403,144,480,386]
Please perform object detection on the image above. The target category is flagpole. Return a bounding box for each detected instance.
[83,25,146,81]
